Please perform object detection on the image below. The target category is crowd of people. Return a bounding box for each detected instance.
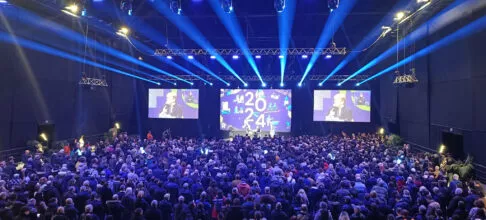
[0,131,485,220]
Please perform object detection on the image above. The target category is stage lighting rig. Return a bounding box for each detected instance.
[393,70,418,88]
[394,11,406,21]
[65,4,78,13]
[116,26,130,37]
[170,0,182,15]
[120,0,133,16]
[79,75,108,87]
[328,0,339,12]
[63,1,86,17]
[381,25,392,35]
[274,0,285,13]
[221,0,233,13]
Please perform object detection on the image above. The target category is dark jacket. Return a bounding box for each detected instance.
[64,204,79,220]
[144,207,162,220]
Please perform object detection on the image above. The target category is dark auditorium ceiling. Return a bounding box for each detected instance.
[11,0,454,78]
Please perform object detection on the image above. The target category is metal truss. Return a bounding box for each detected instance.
[393,74,419,84]
[150,74,368,82]
[154,48,347,56]
[79,77,109,87]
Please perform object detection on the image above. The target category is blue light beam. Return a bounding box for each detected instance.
[125,18,228,84]
[278,0,297,86]
[340,0,486,84]
[320,0,410,85]
[208,0,264,85]
[359,15,486,84]
[0,32,160,84]
[299,0,357,85]
[151,2,247,85]
[1,8,191,84]
[11,28,173,84]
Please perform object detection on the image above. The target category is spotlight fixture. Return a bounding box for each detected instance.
[0,0,8,4]
[328,0,339,11]
[210,55,216,59]
[278,55,284,59]
[301,55,308,59]
[187,55,194,60]
[318,83,323,87]
[138,56,143,61]
[325,54,332,59]
[244,83,248,87]
[356,83,361,86]
[66,4,79,13]
[116,26,130,37]
[226,83,231,86]
[439,144,446,154]
[209,82,214,86]
[280,83,284,87]
[297,82,302,87]
[394,11,406,21]
[274,0,285,13]
[167,56,173,60]
[39,133,48,142]
[255,55,262,59]
[232,55,239,60]
[262,83,267,87]
[222,0,233,14]
[115,122,120,129]
[170,0,182,15]
[337,83,342,86]
[378,128,385,135]
[417,0,429,3]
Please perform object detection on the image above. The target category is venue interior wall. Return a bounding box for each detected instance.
[0,21,140,149]
[0,7,382,149]
[378,8,486,172]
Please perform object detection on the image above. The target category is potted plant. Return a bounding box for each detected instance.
[446,155,475,181]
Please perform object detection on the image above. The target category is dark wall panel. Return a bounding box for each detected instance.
[472,78,486,131]
[379,73,397,124]
[0,43,137,149]
[430,80,472,129]
[378,13,486,172]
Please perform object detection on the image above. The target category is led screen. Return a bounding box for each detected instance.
[220,89,292,132]
[314,90,371,122]
[148,89,199,119]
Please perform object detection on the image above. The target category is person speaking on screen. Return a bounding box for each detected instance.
[326,93,353,122]
[159,91,183,118]
[357,92,366,105]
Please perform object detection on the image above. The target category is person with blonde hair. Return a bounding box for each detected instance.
[297,189,309,206]
[338,211,350,220]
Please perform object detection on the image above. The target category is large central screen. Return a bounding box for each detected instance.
[314,90,371,122]
[220,89,292,132]
[148,89,199,119]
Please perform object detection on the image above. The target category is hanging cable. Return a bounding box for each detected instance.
[125,37,156,56]
[82,22,89,74]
